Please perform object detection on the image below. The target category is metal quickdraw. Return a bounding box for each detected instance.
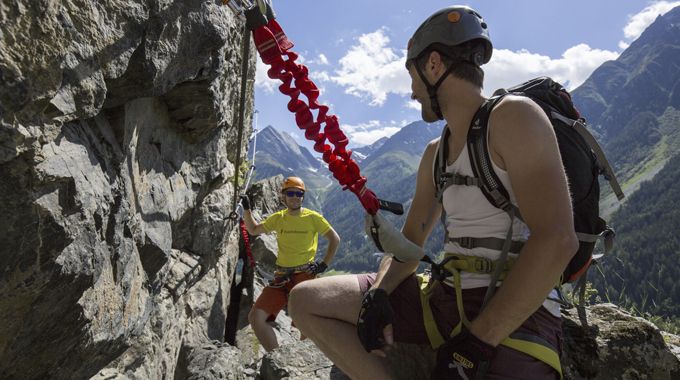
[221,0,403,216]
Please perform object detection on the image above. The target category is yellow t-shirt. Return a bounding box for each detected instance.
[262,208,332,267]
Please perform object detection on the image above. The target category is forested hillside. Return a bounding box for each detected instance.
[592,151,680,319]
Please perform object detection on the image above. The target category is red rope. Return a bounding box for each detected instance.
[252,20,380,214]
[239,219,256,268]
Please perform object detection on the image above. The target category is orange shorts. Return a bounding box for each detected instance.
[253,271,316,321]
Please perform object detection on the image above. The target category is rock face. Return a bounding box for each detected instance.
[0,1,255,378]
[561,304,680,380]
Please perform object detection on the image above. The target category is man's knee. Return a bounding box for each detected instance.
[248,306,265,326]
[288,281,314,320]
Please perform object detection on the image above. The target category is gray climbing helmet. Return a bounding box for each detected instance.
[406,5,492,66]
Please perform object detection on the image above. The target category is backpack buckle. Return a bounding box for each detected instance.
[439,172,452,186]
[459,237,474,249]
[465,176,479,186]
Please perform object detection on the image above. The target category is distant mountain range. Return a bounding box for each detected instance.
[352,137,388,163]
[251,6,680,319]
[249,126,331,209]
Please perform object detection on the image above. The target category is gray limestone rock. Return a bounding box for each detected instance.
[260,340,349,380]
[1,0,255,378]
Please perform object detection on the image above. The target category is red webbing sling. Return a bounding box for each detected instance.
[225,0,381,215]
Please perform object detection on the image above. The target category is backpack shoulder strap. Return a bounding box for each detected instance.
[433,123,450,198]
[433,123,481,201]
[467,95,523,219]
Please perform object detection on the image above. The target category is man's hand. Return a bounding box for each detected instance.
[240,194,251,210]
[364,213,424,262]
[307,261,328,276]
[431,329,495,380]
[357,288,394,356]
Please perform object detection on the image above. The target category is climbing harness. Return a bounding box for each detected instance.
[222,0,403,217]
[418,254,564,378]
[267,263,313,288]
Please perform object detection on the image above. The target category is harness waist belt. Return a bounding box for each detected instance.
[275,263,311,275]
[441,252,515,278]
[449,236,525,254]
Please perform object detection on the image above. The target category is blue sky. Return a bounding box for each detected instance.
[254,0,680,148]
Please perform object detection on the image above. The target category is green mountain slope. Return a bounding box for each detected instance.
[572,6,680,202]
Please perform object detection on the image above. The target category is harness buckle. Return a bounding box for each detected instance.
[430,255,456,282]
[473,257,494,274]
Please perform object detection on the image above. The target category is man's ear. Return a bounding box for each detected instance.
[428,51,444,74]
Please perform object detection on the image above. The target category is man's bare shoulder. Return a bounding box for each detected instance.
[492,94,546,124]
[489,94,554,145]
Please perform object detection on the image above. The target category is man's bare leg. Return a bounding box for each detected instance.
[288,275,393,380]
[248,307,279,352]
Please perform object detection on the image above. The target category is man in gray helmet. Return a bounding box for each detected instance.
[288,5,576,379]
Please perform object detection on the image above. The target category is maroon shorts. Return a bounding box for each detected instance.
[357,273,562,379]
[254,272,315,321]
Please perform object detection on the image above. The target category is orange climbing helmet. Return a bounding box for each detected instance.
[282,176,305,192]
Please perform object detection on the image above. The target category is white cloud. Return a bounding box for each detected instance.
[310,70,331,83]
[331,29,411,106]
[484,44,619,93]
[255,58,279,94]
[317,53,329,65]
[622,1,680,42]
[342,120,401,146]
[405,99,421,110]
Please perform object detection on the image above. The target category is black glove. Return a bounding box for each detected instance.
[307,261,328,275]
[240,194,251,210]
[357,288,393,352]
[431,329,495,380]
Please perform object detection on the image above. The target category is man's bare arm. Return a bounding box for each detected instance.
[470,96,579,346]
[321,227,340,265]
[242,209,268,236]
[373,139,443,292]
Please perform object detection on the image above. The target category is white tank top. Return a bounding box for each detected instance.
[438,138,561,316]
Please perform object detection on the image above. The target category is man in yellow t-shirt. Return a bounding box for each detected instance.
[241,176,340,351]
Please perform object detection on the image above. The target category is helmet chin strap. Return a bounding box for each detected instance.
[414,62,458,120]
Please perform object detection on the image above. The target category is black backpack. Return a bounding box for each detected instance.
[434,77,625,286]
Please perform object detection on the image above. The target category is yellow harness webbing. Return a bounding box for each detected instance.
[417,253,563,379]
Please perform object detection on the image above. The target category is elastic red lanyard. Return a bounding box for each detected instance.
[249,15,381,215]
[239,219,256,268]
[222,1,408,217]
